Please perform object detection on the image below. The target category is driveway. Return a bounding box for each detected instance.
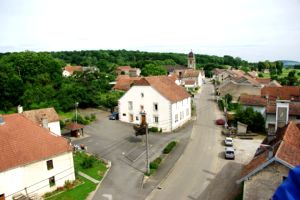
[146,82,263,200]
[71,108,193,200]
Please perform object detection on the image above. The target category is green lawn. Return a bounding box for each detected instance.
[46,176,96,200]
[73,152,107,181]
[260,68,300,78]
[58,111,74,120]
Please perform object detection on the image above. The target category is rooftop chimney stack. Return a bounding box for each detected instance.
[41,114,48,129]
[275,100,290,132]
[17,105,23,113]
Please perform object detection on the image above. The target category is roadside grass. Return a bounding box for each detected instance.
[73,152,107,181]
[45,176,96,200]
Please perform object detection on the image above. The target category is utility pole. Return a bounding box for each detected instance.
[140,111,150,174]
[75,102,79,124]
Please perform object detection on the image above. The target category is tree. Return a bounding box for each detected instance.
[286,70,298,86]
[235,107,265,133]
[141,64,167,76]
[275,61,283,74]
[98,91,124,112]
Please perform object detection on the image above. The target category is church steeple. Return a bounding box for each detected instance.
[188,50,196,69]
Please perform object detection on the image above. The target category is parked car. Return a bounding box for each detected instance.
[225,147,235,159]
[224,137,233,146]
[109,112,119,120]
[216,119,225,125]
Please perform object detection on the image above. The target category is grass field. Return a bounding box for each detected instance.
[260,68,300,78]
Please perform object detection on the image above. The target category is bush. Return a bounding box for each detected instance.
[91,113,96,121]
[149,127,159,132]
[150,157,162,169]
[163,141,177,154]
[80,156,95,169]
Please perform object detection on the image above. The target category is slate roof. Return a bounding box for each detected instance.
[133,76,190,103]
[22,107,60,124]
[0,114,71,172]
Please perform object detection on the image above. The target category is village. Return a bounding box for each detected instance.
[0,50,300,200]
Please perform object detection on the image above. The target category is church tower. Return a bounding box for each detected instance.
[188,50,196,69]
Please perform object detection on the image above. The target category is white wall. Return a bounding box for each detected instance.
[119,86,172,132]
[62,70,71,77]
[0,152,75,200]
[48,121,61,136]
[119,86,191,132]
[171,97,191,130]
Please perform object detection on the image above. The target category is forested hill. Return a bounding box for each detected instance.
[0,50,249,113]
[48,49,249,74]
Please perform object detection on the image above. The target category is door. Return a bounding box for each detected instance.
[129,114,134,122]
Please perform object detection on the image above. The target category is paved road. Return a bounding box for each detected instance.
[147,82,224,200]
[71,108,192,200]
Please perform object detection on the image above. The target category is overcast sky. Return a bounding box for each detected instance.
[0,0,299,62]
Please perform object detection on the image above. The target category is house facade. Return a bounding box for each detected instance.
[116,66,141,77]
[0,114,75,200]
[118,76,191,132]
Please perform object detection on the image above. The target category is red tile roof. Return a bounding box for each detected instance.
[0,114,71,172]
[134,76,190,103]
[182,69,200,78]
[113,75,141,91]
[184,80,196,85]
[239,95,267,106]
[255,78,271,85]
[117,66,132,71]
[22,107,59,124]
[64,66,82,75]
[261,86,300,101]
[239,122,300,181]
[65,122,85,131]
[266,102,300,115]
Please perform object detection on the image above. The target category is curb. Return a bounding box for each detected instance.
[86,160,112,200]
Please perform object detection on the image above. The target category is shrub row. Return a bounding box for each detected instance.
[163,141,177,154]
[150,157,162,170]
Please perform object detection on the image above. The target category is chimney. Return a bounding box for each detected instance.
[41,114,48,129]
[275,100,290,131]
[17,105,23,113]
[0,115,5,125]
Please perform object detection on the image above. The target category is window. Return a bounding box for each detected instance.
[141,93,144,98]
[154,116,159,123]
[136,116,139,121]
[49,176,55,187]
[46,160,53,170]
[123,113,126,116]
[186,108,189,116]
[180,111,184,120]
[128,101,133,110]
[140,105,144,111]
[175,114,178,123]
[154,103,158,111]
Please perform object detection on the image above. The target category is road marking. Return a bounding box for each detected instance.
[102,194,113,200]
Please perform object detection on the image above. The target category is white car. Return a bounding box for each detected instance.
[225,147,235,159]
[224,137,233,146]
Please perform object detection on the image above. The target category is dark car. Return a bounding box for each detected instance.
[109,112,119,120]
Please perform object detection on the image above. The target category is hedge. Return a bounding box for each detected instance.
[163,141,177,154]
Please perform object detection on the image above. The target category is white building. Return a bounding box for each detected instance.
[0,114,75,200]
[118,76,191,132]
[20,107,62,136]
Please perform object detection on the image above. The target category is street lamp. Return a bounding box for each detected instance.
[140,111,150,175]
[75,102,79,124]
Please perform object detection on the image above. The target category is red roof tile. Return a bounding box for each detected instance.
[65,122,85,131]
[255,78,271,85]
[261,86,300,101]
[134,76,190,103]
[239,95,267,106]
[113,75,141,91]
[182,69,200,78]
[22,107,59,124]
[117,66,132,71]
[0,114,71,172]
[266,102,300,115]
[184,80,196,85]
[64,66,82,75]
